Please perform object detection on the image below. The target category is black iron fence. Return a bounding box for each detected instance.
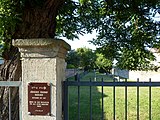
[63,77,160,120]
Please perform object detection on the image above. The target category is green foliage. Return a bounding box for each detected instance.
[79,0,89,5]
[0,0,159,71]
[57,0,160,70]
[66,47,96,69]
[0,0,22,53]
[116,48,156,70]
[0,0,45,54]
[76,47,96,69]
[66,50,80,68]
[95,53,113,73]
[66,64,75,69]
[56,0,104,40]
[89,0,160,70]
[66,47,114,72]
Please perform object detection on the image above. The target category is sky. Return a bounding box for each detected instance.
[154,11,160,21]
[64,31,98,50]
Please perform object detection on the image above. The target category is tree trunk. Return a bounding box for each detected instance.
[0,0,64,119]
[0,46,21,120]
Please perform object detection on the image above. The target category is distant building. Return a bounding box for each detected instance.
[129,69,160,81]
[113,68,160,82]
[112,48,160,81]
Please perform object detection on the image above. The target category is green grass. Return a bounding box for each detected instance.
[67,72,160,120]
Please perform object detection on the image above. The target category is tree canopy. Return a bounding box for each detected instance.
[0,0,160,70]
[95,53,113,73]
[66,47,96,70]
[90,0,160,70]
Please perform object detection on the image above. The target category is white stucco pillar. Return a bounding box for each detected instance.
[13,38,70,120]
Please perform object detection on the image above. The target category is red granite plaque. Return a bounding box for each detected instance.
[28,82,51,116]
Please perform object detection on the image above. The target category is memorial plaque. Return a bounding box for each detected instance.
[28,82,51,116]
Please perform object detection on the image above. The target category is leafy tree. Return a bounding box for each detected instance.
[0,0,159,119]
[0,1,100,118]
[90,0,160,70]
[95,53,113,73]
[76,47,96,70]
[66,50,80,68]
[66,48,97,70]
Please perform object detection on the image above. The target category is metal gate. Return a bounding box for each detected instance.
[63,77,160,120]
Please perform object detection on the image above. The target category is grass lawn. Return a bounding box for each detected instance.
[67,72,160,120]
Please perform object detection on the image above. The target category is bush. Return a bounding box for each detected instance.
[67,64,75,69]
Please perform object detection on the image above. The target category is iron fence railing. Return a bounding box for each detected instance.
[0,81,22,120]
[63,78,159,120]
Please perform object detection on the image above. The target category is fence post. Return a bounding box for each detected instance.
[13,39,70,120]
[75,73,79,81]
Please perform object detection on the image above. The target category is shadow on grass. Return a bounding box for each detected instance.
[68,85,108,120]
[67,72,110,120]
[67,72,160,120]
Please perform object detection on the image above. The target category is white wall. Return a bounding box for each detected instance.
[112,68,160,81]
[129,70,160,81]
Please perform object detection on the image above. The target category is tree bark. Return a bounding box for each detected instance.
[0,46,21,120]
[14,0,64,38]
[0,0,64,119]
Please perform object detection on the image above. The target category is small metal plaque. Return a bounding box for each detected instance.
[28,82,51,116]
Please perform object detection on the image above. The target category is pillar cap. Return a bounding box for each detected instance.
[13,38,71,50]
[13,38,71,58]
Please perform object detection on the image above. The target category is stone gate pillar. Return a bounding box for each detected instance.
[13,39,70,120]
